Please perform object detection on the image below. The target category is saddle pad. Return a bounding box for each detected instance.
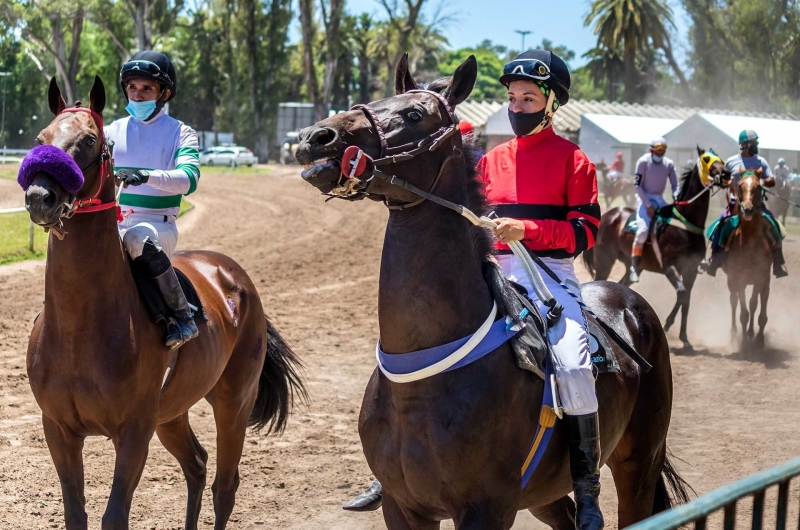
[623,215,638,233]
[588,319,620,374]
[130,261,205,325]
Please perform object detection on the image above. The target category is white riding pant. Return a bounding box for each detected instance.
[118,213,179,259]
[635,193,668,245]
[497,254,598,415]
[607,170,622,180]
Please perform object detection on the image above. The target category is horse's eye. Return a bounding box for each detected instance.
[408,111,422,122]
[86,137,96,146]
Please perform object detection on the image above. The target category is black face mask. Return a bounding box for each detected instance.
[508,107,546,137]
[748,143,759,156]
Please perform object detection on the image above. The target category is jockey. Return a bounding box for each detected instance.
[482,49,603,530]
[608,151,624,179]
[629,138,678,283]
[704,130,787,278]
[774,157,791,183]
[106,51,202,348]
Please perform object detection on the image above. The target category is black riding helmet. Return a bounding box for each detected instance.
[499,49,571,106]
[120,50,177,102]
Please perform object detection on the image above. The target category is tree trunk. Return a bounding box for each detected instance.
[380,0,426,95]
[660,39,689,93]
[223,0,237,136]
[47,7,84,104]
[298,0,324,121]
[623,42,639,103]
[358,50,370,104]
[321,0,344,117]
[243,0,267,161]
[127,0,152,51]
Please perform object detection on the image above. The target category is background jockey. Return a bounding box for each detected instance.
[481,49,604,530]
[703,129,787,278]
[629,138,678,283]
[608,151,624,179]
[106,50,202,348]
[774,157,791,183]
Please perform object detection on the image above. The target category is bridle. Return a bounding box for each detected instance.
[57,107,119,220]
[331,89,464,210]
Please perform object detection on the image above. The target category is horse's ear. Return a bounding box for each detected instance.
[395,53,417,95]
[48,77,66,115]
[696,145,704,157]
[445,55,477,107]
[89,76,106,116]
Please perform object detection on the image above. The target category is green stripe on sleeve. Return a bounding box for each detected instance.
[175,147,200,160]
[177,163,199,194]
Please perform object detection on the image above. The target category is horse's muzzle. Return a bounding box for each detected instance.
[25,173,68,226]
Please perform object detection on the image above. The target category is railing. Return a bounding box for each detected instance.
[0,206,35,252]
[628,456,800,530]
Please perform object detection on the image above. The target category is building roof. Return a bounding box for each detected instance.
[459,98,797,133]
[455,100,504,129]
[698,114,800,151]
[582,113,683,145]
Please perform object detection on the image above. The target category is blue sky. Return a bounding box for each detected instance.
[289,0,691,68]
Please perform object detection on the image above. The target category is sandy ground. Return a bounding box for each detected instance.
[0,165,798,529]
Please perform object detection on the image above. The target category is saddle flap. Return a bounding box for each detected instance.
[587,319,620,374]
[130,261,205,325]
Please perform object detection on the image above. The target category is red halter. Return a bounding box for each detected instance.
[57,107,122,221]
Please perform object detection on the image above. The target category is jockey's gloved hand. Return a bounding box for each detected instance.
[117,169,150,187]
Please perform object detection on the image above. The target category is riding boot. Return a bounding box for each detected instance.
[342,479,383,511]
[154,267,200,349]
[772,247,789,278]
[566,413,604,530]
[706,247,726,277]
[629,256,641,284]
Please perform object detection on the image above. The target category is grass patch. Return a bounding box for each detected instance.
[0,164,19,180]
[199,164,270,177]
[0,212,48,265]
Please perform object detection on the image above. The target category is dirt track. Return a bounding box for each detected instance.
[0,165,798,529]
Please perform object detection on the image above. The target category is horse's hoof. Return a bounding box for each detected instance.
[663,322,673,333]
[342,480,383,512]
[681,340,693,351]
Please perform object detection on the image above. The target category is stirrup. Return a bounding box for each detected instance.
[165,318,185,350]
[628,267,640,284]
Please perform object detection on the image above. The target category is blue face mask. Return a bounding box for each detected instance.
[125,99,157,121]
[652,154,663,164]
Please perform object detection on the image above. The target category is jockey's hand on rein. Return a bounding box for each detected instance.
[116,169,150,187]
[493,217,526,245]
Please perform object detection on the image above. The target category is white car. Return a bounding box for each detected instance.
[200,146,258,168]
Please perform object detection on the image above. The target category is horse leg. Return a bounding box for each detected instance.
[102,424,154,529]
[729,287,738,343]
[756,283,769,349]
[453,502,517,530]
[678,270,698,348]
[42,416,88,530]
[738,286,750,353]
[663,298,681,333]
[528,496,576,530]
[155,412,208,530]
[747,285,758,340]
[608,443,666,527]
[381,493,440,530]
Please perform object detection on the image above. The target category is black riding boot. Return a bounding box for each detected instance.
[154,267,199,349]
[566,413,604,530]
[773,247,788,278]
[629,255,641,283]
[342,479,383,511]
[705,247,726,277]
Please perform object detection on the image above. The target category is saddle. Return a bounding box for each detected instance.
[482,260,620,379]
[129,259,205,325]
[708,214,785,251]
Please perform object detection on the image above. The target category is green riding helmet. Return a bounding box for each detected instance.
[738,129,758,146]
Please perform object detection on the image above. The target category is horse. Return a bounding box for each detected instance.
[596,160,635,210]
[582,148,731,349]
[21,76,306,530]
[295,54,689,529]
[723,169,773,352]
[771,177,792,225]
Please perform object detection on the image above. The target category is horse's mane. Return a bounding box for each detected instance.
[677,164,697,202]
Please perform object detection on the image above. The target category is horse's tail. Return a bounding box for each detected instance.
[652,448,694,513]
[249,317,308,433]
[582,247,596,279]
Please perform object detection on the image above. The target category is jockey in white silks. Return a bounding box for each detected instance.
[628,138,678,284]
[105,50,202,349]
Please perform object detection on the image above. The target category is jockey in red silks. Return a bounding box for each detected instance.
[480,49,604,530]
[608,151,625,179]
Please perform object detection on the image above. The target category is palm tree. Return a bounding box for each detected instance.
[585,0,687,102]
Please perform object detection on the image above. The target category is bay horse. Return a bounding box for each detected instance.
[771,177,792,225]
[295,54,688,529]
[723,170,773,352]
[21,77,306,530]
[583,148,731,349]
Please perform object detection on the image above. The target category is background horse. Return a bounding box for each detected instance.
[22,76,305,530]
[771,178,792,225]
[596,160,635,210]
[723,170,773,352]
[583,149,730,349]
[296,54,688,529]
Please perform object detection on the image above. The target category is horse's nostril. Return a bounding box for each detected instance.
[308,127,337,147]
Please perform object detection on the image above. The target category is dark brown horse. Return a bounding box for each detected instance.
[583,148,731,349]
[771,178,792,225]
[22,77,305,530]
[296,55,688,529]
[723,170,773,351]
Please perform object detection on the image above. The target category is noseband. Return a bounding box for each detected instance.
[333,89,463,210]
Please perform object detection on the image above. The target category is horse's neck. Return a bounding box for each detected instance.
[44,208,134,318]
[675,174,711,228]
[378,189,493,354]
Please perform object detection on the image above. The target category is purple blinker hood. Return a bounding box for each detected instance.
[17,145,84,194]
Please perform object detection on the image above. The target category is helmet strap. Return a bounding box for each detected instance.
[144,89,169,122]
[525,90,556,137]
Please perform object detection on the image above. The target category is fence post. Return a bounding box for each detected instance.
[29,220,34,252]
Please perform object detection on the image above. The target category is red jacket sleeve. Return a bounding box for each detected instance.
[524,150,601,255]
